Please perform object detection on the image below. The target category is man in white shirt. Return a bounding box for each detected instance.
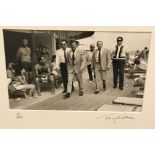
[112,37,129,90]
[63,39,86,99]
[92,41,111,94]
[56,40,71,93]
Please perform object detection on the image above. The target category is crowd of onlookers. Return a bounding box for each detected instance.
[7,37,62,101]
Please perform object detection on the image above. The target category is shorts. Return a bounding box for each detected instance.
[20,61,33,72]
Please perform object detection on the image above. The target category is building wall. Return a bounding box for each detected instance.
[3,31,57,66]
[3,30,32,65]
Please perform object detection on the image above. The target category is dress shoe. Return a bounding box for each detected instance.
[62,90,67,93]
[113,85,117,89]
[119,87,123,90]
[79,91,84,96]
[63,93,70,99]
[94,91,100,94]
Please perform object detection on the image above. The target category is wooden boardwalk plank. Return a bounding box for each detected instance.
[10,67,143,111]
[113,97,143,106]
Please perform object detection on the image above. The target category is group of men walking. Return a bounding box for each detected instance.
[56,39,85,99]
[56,37,129,99]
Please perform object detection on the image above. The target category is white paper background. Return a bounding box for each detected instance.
[0,0,155,155]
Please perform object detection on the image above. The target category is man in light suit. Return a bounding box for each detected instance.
[63,39,86,99]
[92,41,111,94]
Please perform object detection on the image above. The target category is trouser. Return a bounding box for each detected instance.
[87,64,93,81]
[112,59,125,88]
[60,63,68,91]
[94,63,107,91]
[67,70,83,93]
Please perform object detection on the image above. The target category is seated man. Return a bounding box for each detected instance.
[133,50,147,71]
[35,56,55,95]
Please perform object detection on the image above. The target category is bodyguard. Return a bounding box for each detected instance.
[112,37,129,90]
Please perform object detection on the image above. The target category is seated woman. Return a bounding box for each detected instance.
[10,68,37,99]
[6,63,15,85]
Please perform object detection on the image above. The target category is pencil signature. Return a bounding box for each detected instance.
[96,113,135,124]
[16,112,23,119]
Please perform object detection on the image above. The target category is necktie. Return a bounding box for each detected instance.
[115,46,123,58]
[98,50,101,63]
[72,50,75,66]
[64,49,67,63]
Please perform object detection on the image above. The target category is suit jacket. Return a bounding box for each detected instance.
[92,48,111,71]
[66,48,86,73]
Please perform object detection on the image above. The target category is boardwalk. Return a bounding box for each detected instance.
[9,67,142,112]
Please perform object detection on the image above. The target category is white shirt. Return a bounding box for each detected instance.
[95,49,103,62]
[112,45,128,59]
[86,50,94,65]
[116,46,121,58]
[56,47,70,68]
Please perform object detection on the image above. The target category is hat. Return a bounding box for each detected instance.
[117,37,123,41]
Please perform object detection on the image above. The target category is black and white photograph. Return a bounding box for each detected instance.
[3,28,151,111]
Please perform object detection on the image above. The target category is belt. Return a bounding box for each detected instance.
[112,58,125,60]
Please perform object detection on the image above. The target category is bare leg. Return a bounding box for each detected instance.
[49,75,55,95]
[36,78,41,96]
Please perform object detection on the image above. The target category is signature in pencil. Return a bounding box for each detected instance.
[96,113,135,124]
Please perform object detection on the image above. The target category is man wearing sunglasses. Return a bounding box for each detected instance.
[56,40,71,93]
[111,37,129,90]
